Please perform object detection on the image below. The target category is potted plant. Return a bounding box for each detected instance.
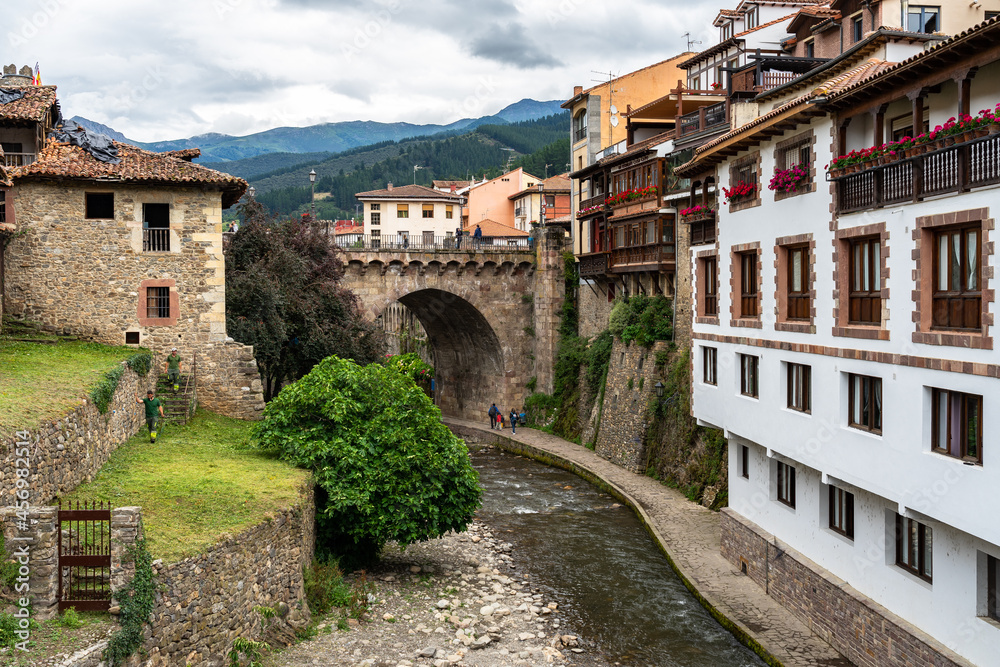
[768,165,809,193]
[680,204,715,220]
[722,181,756,204]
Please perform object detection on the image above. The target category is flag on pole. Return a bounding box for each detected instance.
[33,63,41,86]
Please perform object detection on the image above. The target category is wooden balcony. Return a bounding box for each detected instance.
[610,242,675,272]
[608,195,660,218]
[677,102,728,139]
[143,228,170,252]
[2,152,35,167]
[836,133,1000,214]
[684,214,717,246]
[578,252,609,277]
[579,193,607,212]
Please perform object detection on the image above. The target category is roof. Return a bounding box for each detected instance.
[786,6,840,33]
[0,162,10,187]
[464,219,529,237]
[680,13,798,69]
[561,52,694,108]
[161,148,201,162]
[508,174,572,200]
[354,184,464,201]
[11,141,248,207]
[432,179,471,189]
[335,224,364,235]
[0,86,57,123]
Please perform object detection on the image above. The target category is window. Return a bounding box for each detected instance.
[721,22,733,40]
[849,237,881,325]
[85,192,114,219]
[142,203,170,252]
[848,373,882,434]
[896,515,933,582]
[931,389,982,464]
[574,110,587,142]
[739,252,759,318]
[703,347,717,385]
[702,256,718,316]
[932,225,981,330]
[777,461,795,508]
[446,205,454,219]
[422,204,434,219]
[397,204,409,218]
[907,5,940,33]
[829,486,854,539]
[987,555,1000,621]
[740,354,759,398]
[371,212,381,226]
[371,229,381,249]
[851,14,864,42]
[125,331,140,345]
[0,189,6,224]
[370,203,380,211]
[745,8,758,29]
[787,245,810,320]
[146,286,170,319]
[804,39,815,58]
[740,445,749,479]
[787,363,811,413]
[987,11,1000,20]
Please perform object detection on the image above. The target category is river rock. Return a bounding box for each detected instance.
[435,599,450,609]
[473,635,492,648]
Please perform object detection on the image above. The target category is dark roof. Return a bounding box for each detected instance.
[11,141,248,207]
[354,183,464,200]
[0,86,57,123]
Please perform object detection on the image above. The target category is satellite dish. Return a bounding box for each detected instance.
[610,116,620,128]
[610,104,619,115]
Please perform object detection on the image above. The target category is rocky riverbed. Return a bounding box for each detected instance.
[264,520,609,667]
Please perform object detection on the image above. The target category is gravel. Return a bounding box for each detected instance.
[263,521,609,667]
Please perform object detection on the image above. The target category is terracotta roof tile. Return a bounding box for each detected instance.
[162,148,201,162]
[464,219,528,237]
[432,179,471,189]
[733,12,799,39]
[0,162,10,187]
[0,86,57,123]
[11,141,248,207]
[355,183,463,200]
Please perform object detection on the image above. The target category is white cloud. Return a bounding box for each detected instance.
[5,0,717,142]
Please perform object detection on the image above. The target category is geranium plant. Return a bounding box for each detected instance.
[605,185,658,207]
[722,181,756,203]
[680,204,715,218]
[768,165,809,193]
[576,203,605,218]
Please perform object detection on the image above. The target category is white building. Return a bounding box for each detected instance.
[355,184,463,249]
[681,18,1000,666]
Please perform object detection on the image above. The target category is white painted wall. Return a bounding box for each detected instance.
[362,199,461,243]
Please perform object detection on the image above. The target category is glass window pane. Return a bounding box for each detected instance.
[938,235,949,291]
[861,243,870,290]
[873,379,882,430]
[967,230,978,291]
[935,391,948,449]
[967,397,981,458]
[951,232,961,291]
[924,525,933,577]
[791,250,803,292]
[872,241,880,286]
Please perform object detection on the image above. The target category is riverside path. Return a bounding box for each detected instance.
[444,418,853,667]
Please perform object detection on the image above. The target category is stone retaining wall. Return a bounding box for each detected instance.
[0,506,58,620]
[0,361,153,507]
[195,341,266,420]
[720,509,972,667]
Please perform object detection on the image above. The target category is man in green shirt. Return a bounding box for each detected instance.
[165,348,182,392]
[136,390,164,443]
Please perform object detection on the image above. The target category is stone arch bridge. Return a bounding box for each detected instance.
[341,228,566,421]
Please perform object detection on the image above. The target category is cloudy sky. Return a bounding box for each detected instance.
[6,0,718,143]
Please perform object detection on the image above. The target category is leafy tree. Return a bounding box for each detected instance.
[252,356,481,568]
[226,200,385,399]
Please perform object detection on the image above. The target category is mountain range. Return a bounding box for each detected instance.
[70,99,564,164]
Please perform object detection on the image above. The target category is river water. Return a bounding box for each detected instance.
[472,447,766,667]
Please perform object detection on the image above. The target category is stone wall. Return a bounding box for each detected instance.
[196,341,266,420]
[720,509,971,667]
[0,506,58,620]
[578,278,615,338]
[592,340,667,473]
[3,181,264,419]
[0,361,152,507]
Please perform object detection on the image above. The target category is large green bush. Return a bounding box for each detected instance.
[608,295,673,346]
[253,356,480,568]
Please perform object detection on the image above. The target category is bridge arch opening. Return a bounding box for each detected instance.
[391,289,505,418]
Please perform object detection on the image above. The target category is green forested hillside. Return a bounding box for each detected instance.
[202,151,333,180]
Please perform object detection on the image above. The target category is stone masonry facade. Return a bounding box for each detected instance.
[3,181,264,419]
[720,509,972,667]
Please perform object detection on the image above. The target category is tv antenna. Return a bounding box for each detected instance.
[591,70,622,146]
[683,32,702,51]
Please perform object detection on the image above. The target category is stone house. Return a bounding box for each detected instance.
[0,80,264,418]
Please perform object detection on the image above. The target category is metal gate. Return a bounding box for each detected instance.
[57,501,112,612]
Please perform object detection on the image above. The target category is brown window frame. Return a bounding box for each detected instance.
[851,14,864,42]
[740,444,749,479]
[931,388,983,465]
[829,486,854,539]
[848,373,882,434]
[740,354,759,398]
[786,244,810,320]
[777,461,796,508]
[849,236,881,325]
[703,347,717,385]
[932,224,981,331]
[740,252,759,318]
[422,204,434,219]
[787,363,811,413]
[146,286,171,320]
[895,514,933,582]
[702,256,718,316]
[446,205,454,219]
[988,555,1000,622]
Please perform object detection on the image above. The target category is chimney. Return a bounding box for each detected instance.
[450,185,456,193]
[387,182,393,191]
[573,85,583,97]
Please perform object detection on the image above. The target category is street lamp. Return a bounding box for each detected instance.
[538,182,546,229]
[309,169,317,222]
[655,381,665,398]
[248,186,256,199]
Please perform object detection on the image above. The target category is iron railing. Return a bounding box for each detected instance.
[341,234,535,253]
[57,500,112,612]
[836,133,1000,213]
[143,228,170,252]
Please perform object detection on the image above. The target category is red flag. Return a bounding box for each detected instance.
[33,63,41,86]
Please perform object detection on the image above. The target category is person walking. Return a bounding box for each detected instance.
[136,389,164,443]
[488,403,499,429]
[165,347,182,393]
[473,224,483,249]
[509,408,517,434]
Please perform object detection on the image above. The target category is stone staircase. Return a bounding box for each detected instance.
[155,373,196,426]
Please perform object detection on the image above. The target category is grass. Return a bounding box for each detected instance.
[62,410,311,563]
[0,319,139,437]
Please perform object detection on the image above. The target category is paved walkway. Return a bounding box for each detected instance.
[445,418,853,667]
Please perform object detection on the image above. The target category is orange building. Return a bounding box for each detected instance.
[464,168,541,230]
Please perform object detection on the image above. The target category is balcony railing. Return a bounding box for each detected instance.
[836,133,1000,213]
[687,217,717,246]
[579,193,607,212]
[677,102,728,138]
[578,252,609,277]
[610,242,675,270]
[340,234,535,253]
[731,69,798,96]
[2,153,35,167]
[143,228,170,252]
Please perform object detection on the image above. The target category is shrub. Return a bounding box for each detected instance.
[89,365,125,415]
[608,296,673,347]
[524,392,559,426]
[59,607,85,629]
[304,559,353,616]
[382,352,434,382]
[125,351,153,377]
[253,357,481,568]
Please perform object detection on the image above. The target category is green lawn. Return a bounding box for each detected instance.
[0,322,140,437]
[62,410,311,563]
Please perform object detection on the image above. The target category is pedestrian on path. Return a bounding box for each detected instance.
[165,347,182,393]
[497,412,504,430]
[473,224,483,249]
[136,390,164,443]
[488,403,499,429]
[509,408,517,434]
